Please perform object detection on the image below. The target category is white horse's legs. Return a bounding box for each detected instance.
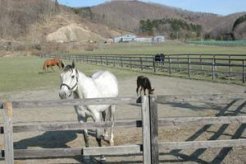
[93,111,104,140]
[101,106,115,146]
[79,119,89,147]
[102,111,109,138]
[74,105,90,147]
[92,111,106,161]
[109,105,115,146]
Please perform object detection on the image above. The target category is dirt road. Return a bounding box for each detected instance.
[0,75,245,163]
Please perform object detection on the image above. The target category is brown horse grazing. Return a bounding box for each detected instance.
[136,75,154,96]
[43,57,64,72]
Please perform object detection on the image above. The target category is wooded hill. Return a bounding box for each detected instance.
[0,0,245,51]
[74,1,246,40]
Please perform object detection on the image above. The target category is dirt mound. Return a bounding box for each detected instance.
[46,23,104,43]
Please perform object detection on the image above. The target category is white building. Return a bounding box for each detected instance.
[135,37,153,43]
[113,34,165,43]
[113,34,136,43]
[152,35,165,43]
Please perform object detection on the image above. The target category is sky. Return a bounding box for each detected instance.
[57,0,246,16]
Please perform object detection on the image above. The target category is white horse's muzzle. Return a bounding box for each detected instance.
[59,84,73,99]
[59,89,71,99]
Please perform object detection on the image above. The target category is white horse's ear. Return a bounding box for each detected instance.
[72,60,75,68]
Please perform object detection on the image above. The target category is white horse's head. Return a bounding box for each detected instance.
[59,61,79,99]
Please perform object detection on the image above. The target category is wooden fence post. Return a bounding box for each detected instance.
[188,56,191,78]
[243,60,245,83]
[141,96,159,164]
[2,101,14,164]
[129,57,132,69]
[200,55,203,71]
[140,57,143,71]
[212,57,215,80]
[149,95,159,164]
[153,57,156,72]
[168,57,171,75]
[113,56,115,67]
[177,56,180,71]
[100,56,103,65]
[120,57,123,68]
[141,96,151,163]
[106,56,108,65]
[95,56,98,65]
[229,55,231,75]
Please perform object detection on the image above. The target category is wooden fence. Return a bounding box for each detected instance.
[43,54,246,83]
[1,94,246,163]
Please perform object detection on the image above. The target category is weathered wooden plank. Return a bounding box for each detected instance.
[83,145,141,156]
[141,96,151,164]
[2,102,14,164]
[243,60,245,83]
[159,139,246,151]
[156,94,246,104]
[158,115,246,127]
[11,97,136,109]
[12,120,142,133]
[14,148,82,158]
[149,96,159,164]
[8,115,246,133]
[1,139,245,159]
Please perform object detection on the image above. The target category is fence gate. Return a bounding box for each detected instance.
[0,96,159,164]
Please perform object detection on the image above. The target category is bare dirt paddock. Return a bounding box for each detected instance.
[0,75,246,163]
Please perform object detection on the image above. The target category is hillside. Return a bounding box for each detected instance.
[0,0,122,55]
[89,1,219,32]
[0,0,245,56]
[78,1,246,40]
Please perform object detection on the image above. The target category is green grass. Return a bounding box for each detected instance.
[0,56,57,92]
[1,41,245,92]
[0,56,139,92]
[68,41,246,55]
[187,40,246,47]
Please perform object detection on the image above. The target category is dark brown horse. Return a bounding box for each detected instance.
[136,75,154,96]
[43,57,64,72]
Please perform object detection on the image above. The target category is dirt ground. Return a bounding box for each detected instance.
[0,75,246,163]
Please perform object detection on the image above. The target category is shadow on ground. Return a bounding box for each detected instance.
[11,99,246,163]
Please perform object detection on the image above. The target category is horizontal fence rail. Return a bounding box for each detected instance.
[1,93,246,163]
[43,54,246,83]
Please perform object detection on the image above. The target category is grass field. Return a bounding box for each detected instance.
[187,40,246,47]
[0,41,245,92]
[68,41,246,56]
[0,56,139,92]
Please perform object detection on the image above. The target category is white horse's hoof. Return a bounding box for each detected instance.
[100,156,106,161]
[103,133,109,140]
[110,140,114,146]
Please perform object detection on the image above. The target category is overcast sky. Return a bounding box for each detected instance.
[57,0,246,16]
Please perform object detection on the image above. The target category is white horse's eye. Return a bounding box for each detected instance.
[71,75,75,79]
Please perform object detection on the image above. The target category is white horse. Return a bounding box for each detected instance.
[59,61,118,149]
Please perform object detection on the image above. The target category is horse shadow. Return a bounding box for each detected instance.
[38,70,58,74]
[14,129,111,163]
[14,131,78,149]
[14,130,104,163]
[164,101,211,111]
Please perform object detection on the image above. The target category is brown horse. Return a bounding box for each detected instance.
[136,75,154,96]
[43,57,64,72]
